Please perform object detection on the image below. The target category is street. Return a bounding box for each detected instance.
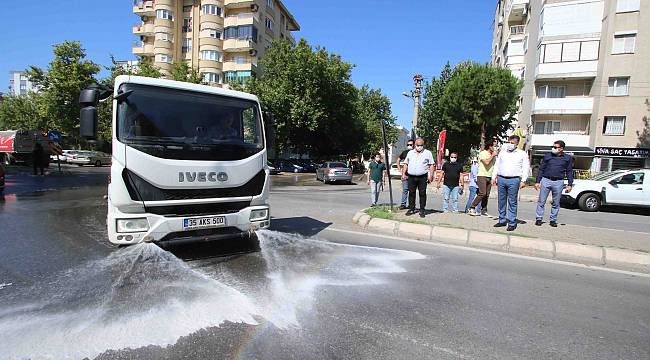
[0,171,649,359]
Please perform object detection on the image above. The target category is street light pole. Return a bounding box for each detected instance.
[380,118,394,212]
[403,74,424,139]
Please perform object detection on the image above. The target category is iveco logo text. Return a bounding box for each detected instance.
[179,172,228,182]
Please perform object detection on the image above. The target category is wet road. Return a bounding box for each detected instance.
[0,174,649,359]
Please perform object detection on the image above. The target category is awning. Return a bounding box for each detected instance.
[531,146,594,156]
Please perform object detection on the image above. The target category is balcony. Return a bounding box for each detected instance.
[223,39,255,52]
[507,0,529,23]
[133,23,155,36]
[224,13,259,27]
[223,61,256,72]
[535,61,598,80]
[530,133,590,148]
[533,97,594,115]
[133,0,155,17]
[224,0,256,9]
[509,25,525,36]
[132,43,154,56]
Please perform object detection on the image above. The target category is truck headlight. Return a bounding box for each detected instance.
[116,218,149,233]
[249,209,269,221]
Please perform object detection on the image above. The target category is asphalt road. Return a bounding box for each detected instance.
[0,170,649,359]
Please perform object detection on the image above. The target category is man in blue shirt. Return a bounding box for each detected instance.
[534,140,573,227]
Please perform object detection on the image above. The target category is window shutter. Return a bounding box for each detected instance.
[562,42,580,62]
[617,0,640,13]
[544,43,562,62]
[580,41,599,60]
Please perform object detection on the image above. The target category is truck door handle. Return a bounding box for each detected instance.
[636,188,643,191]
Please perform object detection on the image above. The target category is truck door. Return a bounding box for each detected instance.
[605,171,646,205]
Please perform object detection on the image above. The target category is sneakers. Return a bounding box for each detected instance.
[467,209,479,216]
[507,225,517,232]
[493,222,507,228]
[405,209,415,216]
[480,210,490,217]
[535,219,543,226]
[550,221,558,227]
[419,210,425,218]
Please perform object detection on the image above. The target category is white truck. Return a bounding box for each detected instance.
[79,76,272,246]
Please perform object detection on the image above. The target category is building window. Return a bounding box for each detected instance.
[155,32,172,41]
[608,77,630,96]
[202,4,222,16]
[265,18,274,31]
[203,72,220,84]
[603,116,626,135]
[613,33,636,54]
[155,54,172,63]
[183,5,193,13]
[267,0,274,9]
[537,85,566,98]
[617,0,640,13]
[538,40,599,64]
[224,70,252,84]
[534,121,561,135]
[201,50,221,61]
[209,30,222,39]
[182,38,192,53]
[224,25,258,42]
[183,18,192,32]
[156,9,173,20]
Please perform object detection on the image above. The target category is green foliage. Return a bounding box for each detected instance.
[136,57,162,79]
[418,62,522,159]
[171,61,203,84]
[0,93,45,130]
[246,39,361,158]
[637,99,650,148]
[356,85,398,157]
[24,41,101,143]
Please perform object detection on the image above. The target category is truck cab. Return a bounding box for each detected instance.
[80,76,272,246]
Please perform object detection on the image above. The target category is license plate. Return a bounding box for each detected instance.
[183,216,226,230]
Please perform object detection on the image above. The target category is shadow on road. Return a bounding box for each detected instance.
[270,216,333,237]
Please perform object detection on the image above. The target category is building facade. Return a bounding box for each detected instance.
[8,71,36,96]
[132,0,299,86]
[492,0,650,172]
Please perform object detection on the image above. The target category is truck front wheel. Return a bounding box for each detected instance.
[578,193,601,212]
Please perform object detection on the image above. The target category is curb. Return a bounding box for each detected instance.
[353,210,650,273]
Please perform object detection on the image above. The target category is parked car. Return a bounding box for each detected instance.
[50,150,79,163]
[562,169,650,212]
[275,160,305,173]
[268,161,280,175]
[316,161,353,184]
[295,160,317,173]
[0,162,5,193]
[389,163,402,178]
[68,151,111,167]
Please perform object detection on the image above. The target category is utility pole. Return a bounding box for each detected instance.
[403,74,424,138]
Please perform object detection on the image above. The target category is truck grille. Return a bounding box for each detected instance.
[123,169,265,201]
[146,201,251,217]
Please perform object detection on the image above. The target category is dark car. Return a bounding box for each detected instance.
[268,161,281,175]
[275,160,306,173]
[295,160,317,173]
[0,163,5,193]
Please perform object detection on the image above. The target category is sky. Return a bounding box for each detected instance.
[0,0,495,130]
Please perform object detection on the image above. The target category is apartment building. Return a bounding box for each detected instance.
[132,0,299,86]
[492,0,650,172]
[8,71,36,96]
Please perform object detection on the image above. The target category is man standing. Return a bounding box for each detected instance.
[535,140,573,227]
[468,140,498,216]
[402,138,435,218]
[438,152,464,213]
[367,152,386,207]
[465,158,482,214]
[396,139,415,209]
[491,135,530,231]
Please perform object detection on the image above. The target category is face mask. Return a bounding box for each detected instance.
[450,158,457,163]
[407,145,413,150]
[551,148,561,155]
[415,145,424,152]
[505,143,516,152]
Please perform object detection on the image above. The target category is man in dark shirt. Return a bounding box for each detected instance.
[396,139,414,209]
[437,152,464,213]
[535,140,574,227]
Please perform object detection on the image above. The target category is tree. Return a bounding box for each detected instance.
[24,41,101,142]
[417,62,453,149]
[356,85,398,157]
[246,39,361,158]
[637,99,650,148]
[171,61,203,84]
[136,57,162,79]
[419,62,522,159]
[0,93,45,130]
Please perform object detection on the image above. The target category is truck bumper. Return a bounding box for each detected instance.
[107,202,270,245]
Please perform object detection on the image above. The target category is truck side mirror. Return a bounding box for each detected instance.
[79,89,99,140]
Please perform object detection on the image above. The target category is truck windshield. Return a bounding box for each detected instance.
[116,83,264,161]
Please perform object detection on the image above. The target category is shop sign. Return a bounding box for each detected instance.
[594,147,650,158]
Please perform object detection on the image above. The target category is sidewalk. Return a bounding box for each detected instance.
[353,207,650,273]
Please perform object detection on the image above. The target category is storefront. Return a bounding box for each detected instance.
[591,147,650,172]
[530,146,595,178]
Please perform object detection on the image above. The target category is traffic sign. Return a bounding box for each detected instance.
[49,142,63,156]
[48,131,62,144]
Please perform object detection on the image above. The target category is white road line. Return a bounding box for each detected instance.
[323,227,650,278]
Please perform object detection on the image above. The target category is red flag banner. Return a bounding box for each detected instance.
[436,130,446,170]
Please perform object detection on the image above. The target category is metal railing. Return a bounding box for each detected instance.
[510,25,525,35]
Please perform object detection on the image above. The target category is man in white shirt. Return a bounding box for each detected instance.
[491,135,530,231]
[401,138,435,218]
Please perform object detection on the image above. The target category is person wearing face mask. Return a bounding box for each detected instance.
[468,140,498,217]
[367,152,387,207]
[491,135,530,231]
[465,158,482,214]
[402,138,435,218]
[396,139,415,209]
[437,152,464,213]
[534,140,573,227]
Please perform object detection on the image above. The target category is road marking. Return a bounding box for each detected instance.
[323,227,650,278]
